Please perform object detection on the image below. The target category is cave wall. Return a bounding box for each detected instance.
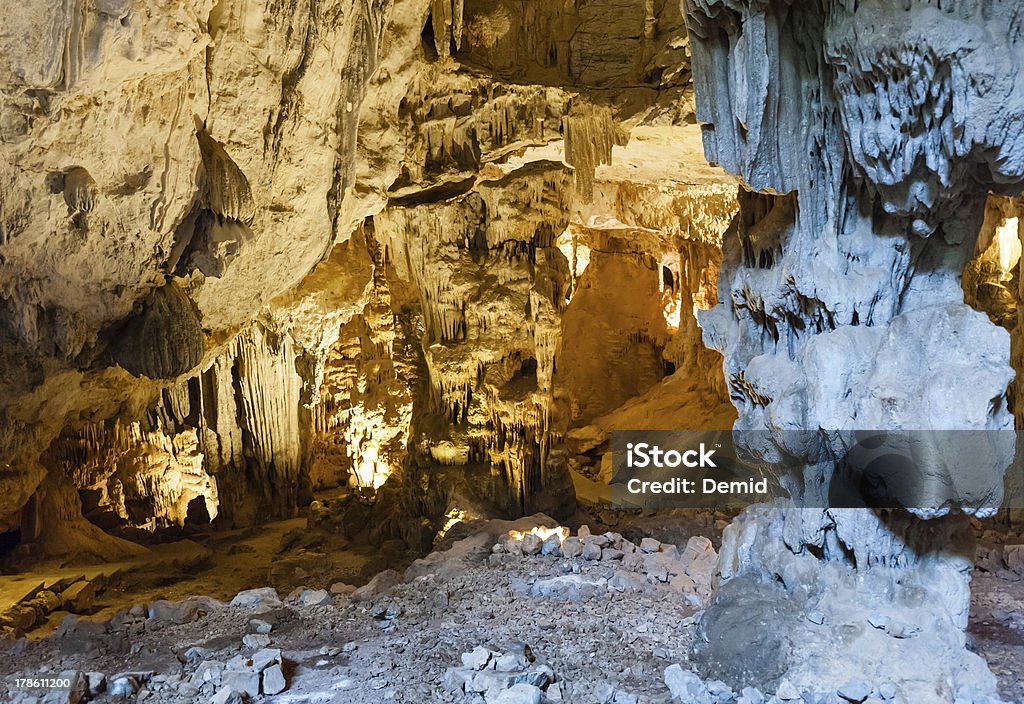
[0,0,739,555]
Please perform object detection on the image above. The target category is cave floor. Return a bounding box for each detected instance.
[0,539,210,619]
[2,512,413,646]
[0,525,1022,703]
[1,539,702,703]
[969,573,1024,703]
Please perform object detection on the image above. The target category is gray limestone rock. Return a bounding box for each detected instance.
[230,588,281,608]
[664,664,712,704]
[261,663,287,695]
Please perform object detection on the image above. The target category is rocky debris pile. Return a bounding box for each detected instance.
[2,586,308,703]
[1,579,99,639]
[2,520,1021,703]
[188,646,288,701]
[662,663,1004,704]
[444,644,559,704]
[494,525,716,607]
[976,540,1024,581]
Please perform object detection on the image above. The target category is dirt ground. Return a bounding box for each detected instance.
[0,511,1021,704]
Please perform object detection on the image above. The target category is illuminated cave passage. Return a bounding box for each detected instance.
[2,1,1024,703]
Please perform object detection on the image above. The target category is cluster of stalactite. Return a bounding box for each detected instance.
[137,325,310,528]
[0,0,744,557]
[42,421,218,533]
[309,235,419,492]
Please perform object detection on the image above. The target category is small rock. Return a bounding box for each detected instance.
[242,634,271,649]
[190,661,224,687]
[330,582,356,595]
[601,548,624,561]
[594,681,616,703]
[640,537,661,553]
[251,648,282,672]
[644,554,670,583]
[85,672,106,697]
[582,543,603,561]
[443,667,473,692]
[211,687,244,704]
[530,574,607,600]
[502,536,523,554]
[775,679,801,700]
[352,569,402,601]
[877,683,898,700]
[249,618,274,634]
[188,645,216,662]
[738,686,765,704]
[837,680,872,702]
[561,537,583,558]
[807,610,826,625]
[664,664,711,703]
[607,571,647,593]
[461,646,493,670]
[488,682,542,704]
[108,676,138,697]
[494,653,527,672]
[541,536,562,556]
[230,588,281,608]
[296,589,331,607]
[578,525,591,538]
[706,679,734,701]
[262,663,287,695]
[867,613,890,630]
[222,670,260,698]
[521,533,543,555]
[148,596,222,625]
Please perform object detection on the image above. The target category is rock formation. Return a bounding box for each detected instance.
[0,0,735,559]
[683,0,1024,699]
[3,2,1024,699]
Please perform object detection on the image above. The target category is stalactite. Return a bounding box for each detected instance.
[46,419,219,531]
[562,102,628,200]
[110,280,205,380]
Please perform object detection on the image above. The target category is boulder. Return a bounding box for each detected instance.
[230,588,281,608]
[221,670,260,699]
[60,582,95,613]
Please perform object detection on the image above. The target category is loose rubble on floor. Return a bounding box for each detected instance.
[1,515,1023,703]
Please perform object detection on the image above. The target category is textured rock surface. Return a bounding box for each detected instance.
[0,1,736,556]
[683,0,1024,699]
